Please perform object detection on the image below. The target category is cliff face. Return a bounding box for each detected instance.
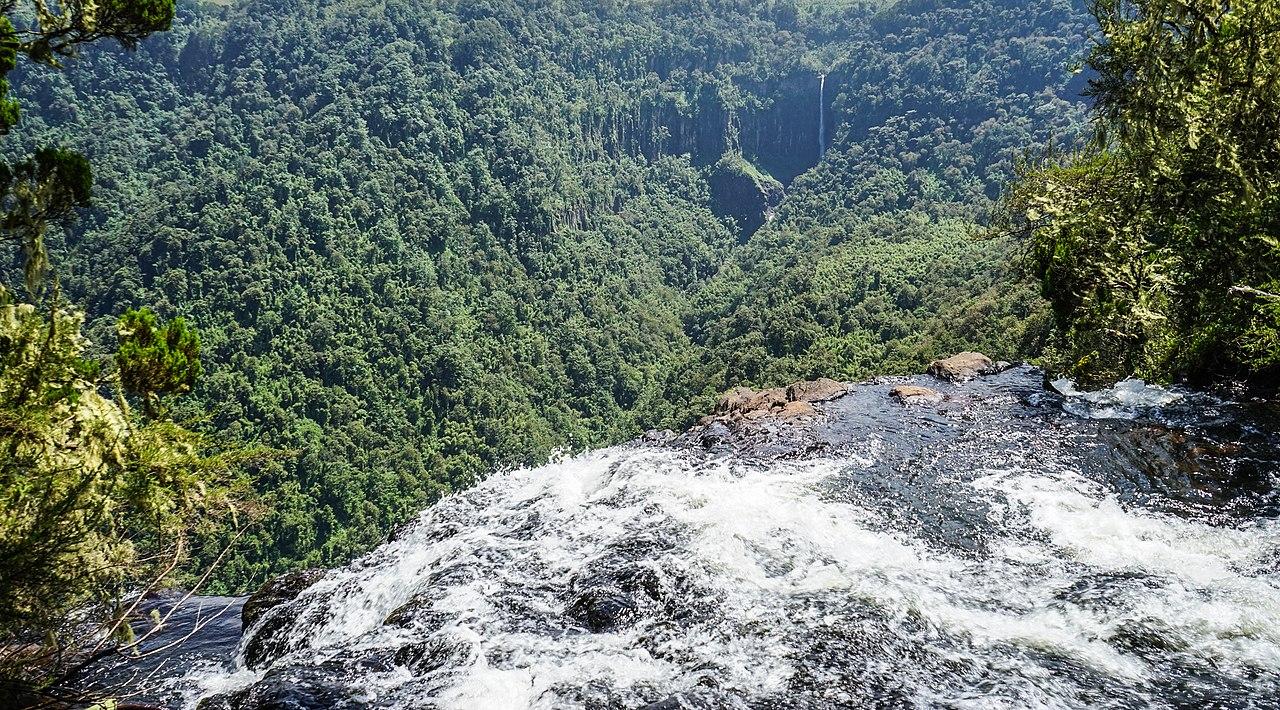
[590,70,828,184]
[708,153,785,240]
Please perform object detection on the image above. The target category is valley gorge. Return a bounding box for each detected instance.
[10,0,1093,588]
[1,0,1277,708]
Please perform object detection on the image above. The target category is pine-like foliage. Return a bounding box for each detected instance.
[0,296,252,700]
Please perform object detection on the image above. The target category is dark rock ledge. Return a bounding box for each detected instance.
[239,354,1016,654]
[677,352,1014,455]
[242,569,325,631]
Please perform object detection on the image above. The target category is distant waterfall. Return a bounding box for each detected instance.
[817,73,826,156]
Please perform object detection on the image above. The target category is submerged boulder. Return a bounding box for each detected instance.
[643,429,677,443]
[242,569,325,630]
[568,588,642,632]
[392,635,474,675]
[699,421,733,447]
[195,664,354,710]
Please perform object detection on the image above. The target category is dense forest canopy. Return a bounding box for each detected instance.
[9,0,1092,589]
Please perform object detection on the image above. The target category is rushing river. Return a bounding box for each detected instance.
[140,366,1280,709]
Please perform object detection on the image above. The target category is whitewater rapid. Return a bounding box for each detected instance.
[162,367,1278,709]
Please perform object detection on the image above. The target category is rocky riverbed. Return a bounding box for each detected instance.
[128,357,1280,709]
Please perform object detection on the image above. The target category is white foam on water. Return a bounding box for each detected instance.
[173,664,262,708]
[183,439,1280,709]
[976,466,1280,673]
[1051,378,1185,419]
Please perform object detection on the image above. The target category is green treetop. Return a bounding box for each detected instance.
[998,0,1280,386]
[1001,0,1280,384]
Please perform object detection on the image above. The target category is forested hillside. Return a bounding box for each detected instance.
[10,0,1090,589]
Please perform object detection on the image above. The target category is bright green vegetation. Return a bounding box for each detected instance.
[11,0,1092,589]
[1002,0,1280,385]
[0,301,253,696]
[0,0,258,700]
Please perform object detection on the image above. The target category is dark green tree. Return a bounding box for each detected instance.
[1001,0,1280,384]
[117,306,201,416]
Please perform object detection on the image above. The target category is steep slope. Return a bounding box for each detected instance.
[11,0,1090,588]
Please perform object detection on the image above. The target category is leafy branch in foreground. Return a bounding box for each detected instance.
[0,2,271,706]
[0,296,262,707]
[998,0,1280,385]
[116,308,201,418]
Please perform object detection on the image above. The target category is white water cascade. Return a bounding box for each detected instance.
[145,368,1280,710]
[817,73,826,156]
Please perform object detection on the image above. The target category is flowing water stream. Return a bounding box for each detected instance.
[140,367,1279,709]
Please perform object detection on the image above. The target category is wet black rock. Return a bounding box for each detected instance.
[383,589,453,630]
[565,547,683,633]
[239,570,329,671]
[392,635,472,675]
[644,429,677,443]
[568,587,642,632]
[242,612,296,670]
[243,569,325,630]
[641,698,685,710]
[196,665,355,710]
[699,421,732,447]
[638,688,744,709]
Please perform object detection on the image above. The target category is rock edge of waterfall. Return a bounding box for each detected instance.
[680,351,1014,453]
[238,353,1014,634]
[184,354,1280,710]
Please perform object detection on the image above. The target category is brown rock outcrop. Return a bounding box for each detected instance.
[890,385,945,405]
[716,386,786,416]
[778,400,819,418]
[707,378,849,426]
[787,377,848,403]
[927,352,1001,382]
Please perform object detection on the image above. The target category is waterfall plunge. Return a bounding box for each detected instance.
[164,369,1280,709]
[817,73,826,157]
